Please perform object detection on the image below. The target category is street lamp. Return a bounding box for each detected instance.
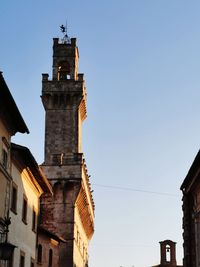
[0,217,16,260]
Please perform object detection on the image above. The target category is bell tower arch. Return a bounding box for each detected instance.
[160,240,177,266]
[52,37,79,81]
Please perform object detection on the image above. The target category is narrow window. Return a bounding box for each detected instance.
[32,208,37,232]
[30,257,35,267]
[22,195,28,224]
[11,182,18,214]
[2,149,8,169]
[76,231,79,242]
[83,246,85,258]
[37,244,42,264]
[48,249,53,267]
[166,245,171,262]
[20,251,25,267]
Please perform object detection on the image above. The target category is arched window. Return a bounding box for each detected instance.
[49,249,53,267]
[57,61,70,81]
[166,244,171,262]
[37,244,42,263]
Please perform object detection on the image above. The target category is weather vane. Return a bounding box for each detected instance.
[60,21,71,44]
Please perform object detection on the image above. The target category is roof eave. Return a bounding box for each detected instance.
[0,72,29,135]
[11,143,52,194]
[180,150,200,191]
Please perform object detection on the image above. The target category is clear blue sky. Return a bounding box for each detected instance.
[1,1,200,266]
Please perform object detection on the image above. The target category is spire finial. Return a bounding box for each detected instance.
[60,20,71,44]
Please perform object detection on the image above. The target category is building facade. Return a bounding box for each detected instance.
[37,226,64,267]
[0,72,29,232]
[181,150,200,267]
[9,143,52,267]
[0,72,57,267]
[39,37,94,267]
[0,72,29,267]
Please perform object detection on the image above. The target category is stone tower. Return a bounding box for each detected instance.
[40,37,94,267]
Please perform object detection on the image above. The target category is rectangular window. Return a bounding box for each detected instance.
[11,182,18,214]
[2,137,10,170]
[32,208,37,232]
[37,244,42,263]
[48,249,53,267]
[20,251,25,267]
[30,257,35,267]
[2,148,8,169]
[22,195,28,224]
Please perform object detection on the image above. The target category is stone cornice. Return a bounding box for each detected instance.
[82,157,95,215]
[79,95,87,121]
[76,186,94,240]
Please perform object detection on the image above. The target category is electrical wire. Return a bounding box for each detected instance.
[91,183,179,197]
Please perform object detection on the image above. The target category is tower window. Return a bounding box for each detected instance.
[166,245,171,262]
[57,61,70,80]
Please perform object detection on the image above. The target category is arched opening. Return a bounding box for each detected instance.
[166,244,171,262]
[57,61,70,80]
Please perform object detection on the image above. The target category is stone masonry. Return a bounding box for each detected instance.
[39,37,94,267]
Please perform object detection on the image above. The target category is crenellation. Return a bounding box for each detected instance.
[42,73,49,81]
[42,80,84,92]
[41,165,82,180]
[78,73,84,81]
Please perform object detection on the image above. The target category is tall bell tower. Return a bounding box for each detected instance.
[40,36,94,267]
[42,37,86,162]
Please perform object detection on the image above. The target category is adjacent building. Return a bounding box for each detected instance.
[151,240,182,267]
[0,73,55,267]
[39,37,95,267]
[9,143,52,267]
[0,72,29,233]
[0,72,29,267]
[36,226,65,267]
[181,150,200,267]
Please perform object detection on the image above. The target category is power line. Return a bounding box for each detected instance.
[91,183,179,197]
[91,242,183,249]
